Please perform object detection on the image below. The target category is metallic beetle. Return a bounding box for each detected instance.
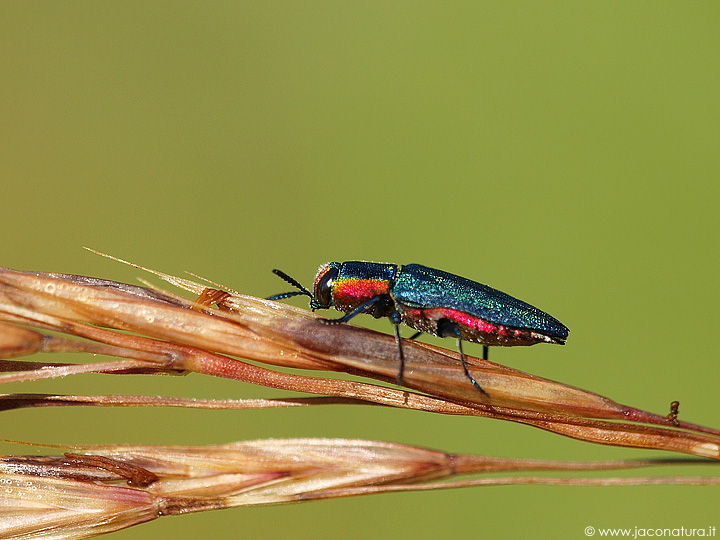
[269,261,568,396]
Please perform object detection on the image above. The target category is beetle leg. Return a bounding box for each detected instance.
[322,296,385,324]
[483,345,489,361]
[407,331,422,340]
[388,310,406,387]
[437,320,489,397]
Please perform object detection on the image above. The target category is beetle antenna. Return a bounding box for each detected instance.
[267,269,315,303]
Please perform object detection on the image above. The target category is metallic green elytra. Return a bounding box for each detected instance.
[268,261,569,397]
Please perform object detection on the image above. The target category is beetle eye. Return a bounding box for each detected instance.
[314,267,338,308]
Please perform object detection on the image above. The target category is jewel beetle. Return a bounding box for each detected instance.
[268,261,569,396]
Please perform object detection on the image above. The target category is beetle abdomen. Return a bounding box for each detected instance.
[400,306,563,347]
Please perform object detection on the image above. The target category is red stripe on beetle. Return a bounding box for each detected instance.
[402,307,498,334]
[333,278,391,308]
[402,307,544,346]
[430,308,500,335]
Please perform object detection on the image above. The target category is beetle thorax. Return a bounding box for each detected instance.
[317,261,398,316]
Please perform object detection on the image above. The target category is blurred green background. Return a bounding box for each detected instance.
[1,2,718,538]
